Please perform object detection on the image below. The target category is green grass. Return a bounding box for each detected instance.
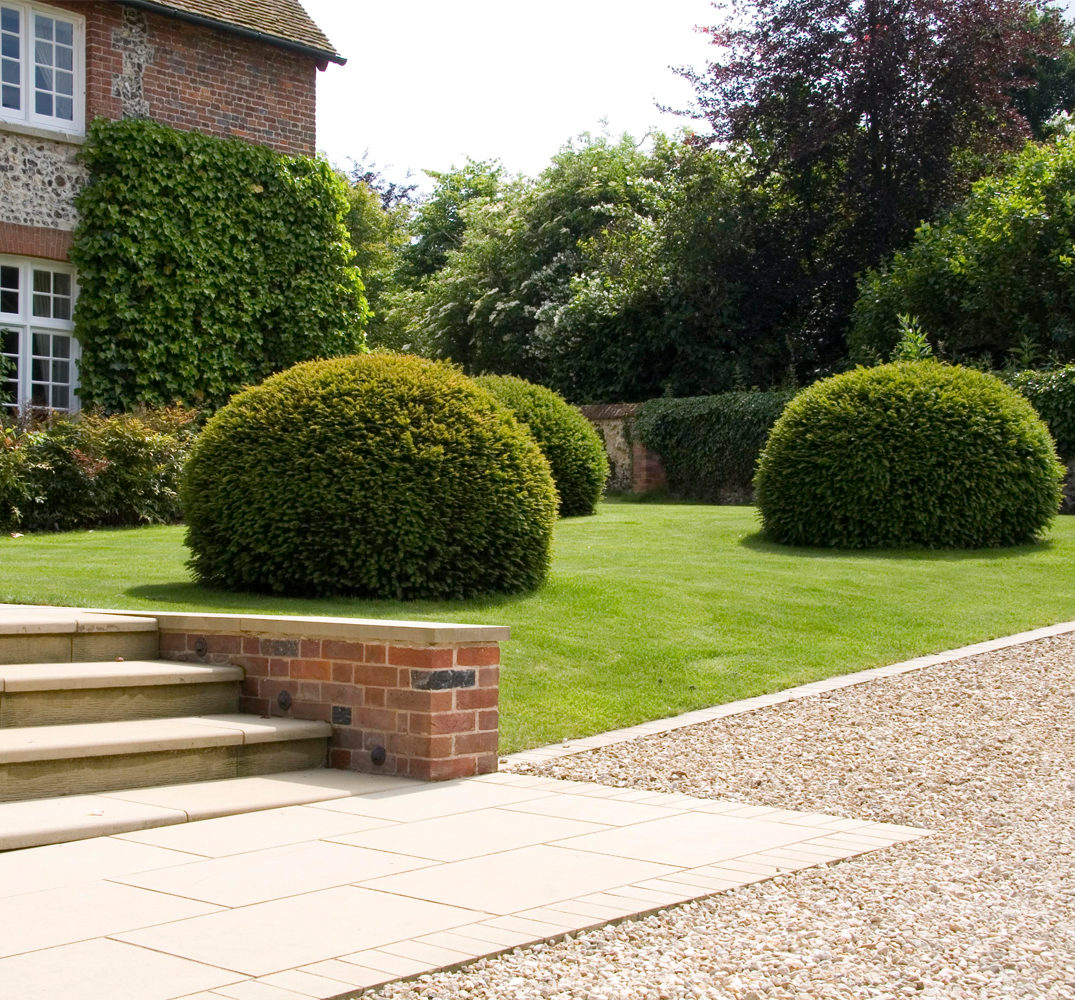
[3,502,1075,752]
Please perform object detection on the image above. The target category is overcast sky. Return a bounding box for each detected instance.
[299,0,717,188]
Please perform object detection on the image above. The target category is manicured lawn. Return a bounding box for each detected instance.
[3,502,1075,752]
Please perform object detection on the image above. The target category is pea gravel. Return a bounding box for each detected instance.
[362,634,1075,1000]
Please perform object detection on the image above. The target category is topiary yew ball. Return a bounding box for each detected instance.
[754,361,1063,549]
[181,353,558,598]
[475,375,609,517]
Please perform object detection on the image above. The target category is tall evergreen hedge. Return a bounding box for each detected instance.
[71,119,367,410]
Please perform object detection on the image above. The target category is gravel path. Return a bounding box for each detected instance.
[365,634,1075,1000]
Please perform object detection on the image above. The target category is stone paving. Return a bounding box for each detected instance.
[0,769,925,1000]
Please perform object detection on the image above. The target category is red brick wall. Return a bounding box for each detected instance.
[50,1,318,156]
[161,630,501,782]
[0,223,74,262]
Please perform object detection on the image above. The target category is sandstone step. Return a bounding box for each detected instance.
[0,769,414,851]
[0,607,158,665]
[0,661,244,728]
[0,715,332,804]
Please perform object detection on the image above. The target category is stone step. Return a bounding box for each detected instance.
[0,660,244,728]
[0,715,332,804]
[0,607,158,665]
[0,769,413,851]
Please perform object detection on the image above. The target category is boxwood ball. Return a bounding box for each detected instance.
[754,361,1063,549]
[181,353,558,598]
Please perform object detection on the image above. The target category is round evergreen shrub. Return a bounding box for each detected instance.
[475,375,609,516]
[181,353,558,598]
[754,362,1063,548]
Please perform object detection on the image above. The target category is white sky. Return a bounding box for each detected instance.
[300,0,718,188]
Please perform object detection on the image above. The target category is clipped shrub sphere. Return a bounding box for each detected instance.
[181,353,558,598]
[475,375,609,517]
[754,362,1063,548]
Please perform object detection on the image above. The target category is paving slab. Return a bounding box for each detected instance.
[0,770,929,1000]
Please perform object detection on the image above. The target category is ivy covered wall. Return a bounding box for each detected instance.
[71,119,368,411]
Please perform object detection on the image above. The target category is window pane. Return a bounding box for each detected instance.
[34,16,52,41]
[52,385,68,409]
[51,359,68,382]
[52,295,70,320]
[1,327,17,355]
[55,94,71,119]
[53,336,69,358]
[34,62,52,89]
[31,356,48,381]
[56,44,70,71]
[1,33,16,59]
[1,57,16,83]
[0,289,15,314]
[32,332,49,355]
[55,20,71,47]
[35,90,51,116]
[0,7,18,33]
[55,68,71,95]
[32,293,49,317]
[32,270,49,293]
[1,84,17,109]
[30,382,46,407]
[52,272,70,296]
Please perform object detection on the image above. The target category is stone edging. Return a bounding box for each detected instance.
[502,620,1075,768]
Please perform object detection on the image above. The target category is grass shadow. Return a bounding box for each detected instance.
[738,529,1057,562]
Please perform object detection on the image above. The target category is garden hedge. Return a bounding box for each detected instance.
[637,391,795,503]
[1008,365,1075,459]
[754,362,1063,548]
[181,353,558,599]
[475,375,609,516]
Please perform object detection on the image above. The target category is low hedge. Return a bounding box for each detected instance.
[637,391,795,503]
[0,408,197,532]
[754,362,1063,548]
[181,353,558,599]
[475,375,609,516]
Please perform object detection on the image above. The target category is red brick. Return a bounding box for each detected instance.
[475,752,499,775]
[456,688,498,710]
[290,659,331,681]
[330,749,354,770]
[240,677,260,697]
[158,633,188,653]
[205,634,242,654]
[332,728,366,750]
[477,709,499,731]
[353,707,397,732]
[320,683,356,705]
[239,697,270,716]
[242,637,260,654]
[421,756,479,781]
[294,681,322,702]
[297,703,332,723]
[363,644,388,665]
[386,689,452,712]
[300,639,322,658]
[323,640,364,661]
[394,734,453,759]
[456,645,500,667]
[478,667,500,689]
[388,646,453,670]
[330,662,354,684]
[427,711,478,735]
[268,658,291,678]
[237,656,269,678]
[353,665,401,688]
[363,687,386,708]
[453,731,499,755]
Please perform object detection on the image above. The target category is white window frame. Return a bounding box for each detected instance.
[0,254,80,414]
[0,0,85,137]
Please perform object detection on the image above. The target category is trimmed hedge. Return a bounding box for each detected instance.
[637,391,795,503]
[474,375,609,516]
[71,118,367,410]
[0,408,196,532]
[1008,365,1075,459]
[181,353,558,599]
[754,362,1062,548]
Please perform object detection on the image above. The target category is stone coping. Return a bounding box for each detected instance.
[2,606,509,646]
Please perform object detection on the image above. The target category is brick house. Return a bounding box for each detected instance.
[0,0,343,412]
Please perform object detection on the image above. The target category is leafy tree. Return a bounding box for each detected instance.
[404,135,668,383]
[1012,8,1075,139]
[398,159,503,282]
[681,0,1062,367]
[849,132,1075,365]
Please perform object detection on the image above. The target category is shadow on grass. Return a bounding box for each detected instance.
[124,581,539,618]
[738,530,1057,562]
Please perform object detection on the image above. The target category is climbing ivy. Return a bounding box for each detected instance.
[71,119,368,411]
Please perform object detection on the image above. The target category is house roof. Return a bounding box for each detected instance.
[126,0,345,65]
